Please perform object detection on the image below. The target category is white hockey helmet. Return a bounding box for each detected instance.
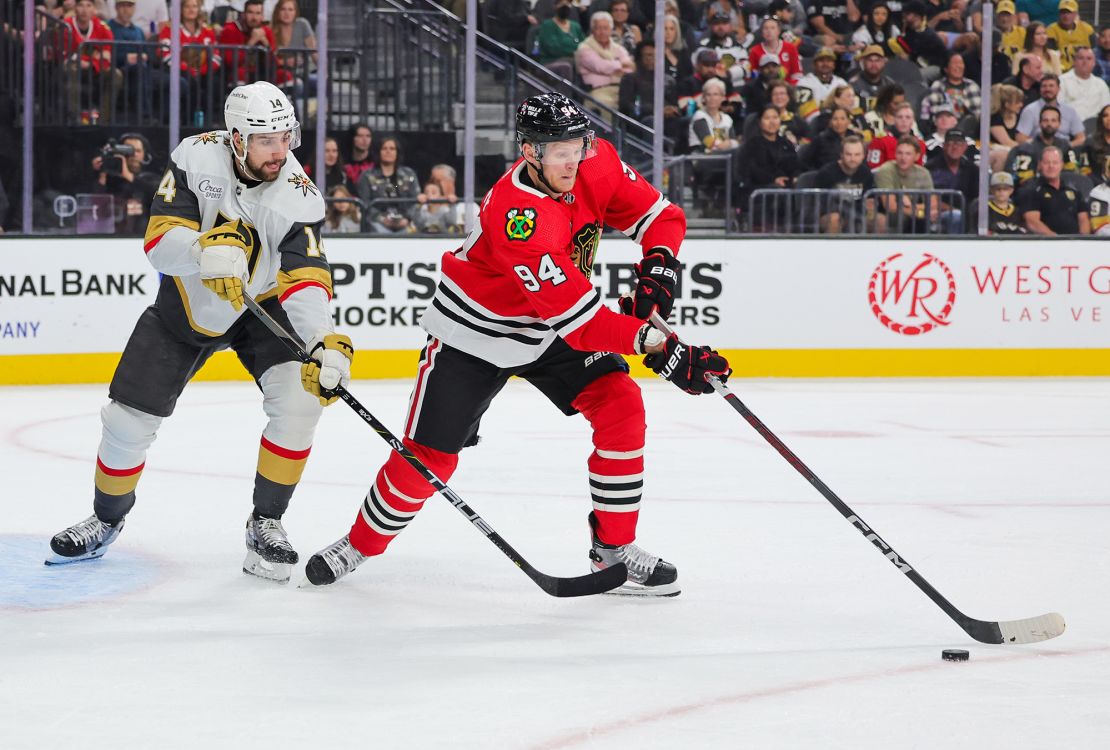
[224,81,301,165]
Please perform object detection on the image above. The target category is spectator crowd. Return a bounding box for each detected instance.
[496,0,1110,234]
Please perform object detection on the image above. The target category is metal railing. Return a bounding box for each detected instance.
[747,188,968,235]
[664,152,737,232]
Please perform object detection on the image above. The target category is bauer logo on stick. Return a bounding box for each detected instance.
[868,253,956,336]
[505,208,537,241]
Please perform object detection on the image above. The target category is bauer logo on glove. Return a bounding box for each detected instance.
[643,333,730,395]
[300,332,354,405]
[618,247,681,320]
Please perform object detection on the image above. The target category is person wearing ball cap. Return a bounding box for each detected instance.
[983,170,1029,235]
[1047,0,1095,72]
[994,0,1028,67]
[740,52,784,113]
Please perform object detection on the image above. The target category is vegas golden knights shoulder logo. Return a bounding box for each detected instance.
[287,173,318,197]
[570,222,600,280]
[192,132,220,145]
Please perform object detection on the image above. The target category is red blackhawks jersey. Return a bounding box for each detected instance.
[420,139,685,367]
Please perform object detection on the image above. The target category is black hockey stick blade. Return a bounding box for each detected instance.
[242,295,627,597]
[647,311,1065,644]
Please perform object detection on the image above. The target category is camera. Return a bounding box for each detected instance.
[98,139,136,175]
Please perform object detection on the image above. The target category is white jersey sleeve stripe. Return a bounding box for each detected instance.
[596,448,645,459]
[622,194,671,244]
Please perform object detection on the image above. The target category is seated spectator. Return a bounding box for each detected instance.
[576,12,636,112]
[105,0,168,39]
[851,44,896,115]
[324,184,361,234]
[694,11,750,88]
[536,0,584,79]
[765,0,814,58]
[851,1,900,53]
[740,53,782,114]
[532,0,580,23]
[680,49,740,117]
[688,78,740,203]
[1059,48,1110,122]
[412,182,458,234]
[874,134,938,232]
[738,104,800,202]
[1097,25,1110,85]
[219,0,278,86]
[344,123,375,186]
[990,83,1025,169]
[867,102,925,167]
[662,16,694,84]
[107,0,152,122]
[1016,74,1086,146]
[271,0,318,106]
[1002,54,1046,106]
[307,136,349,192]
[1005,105,1080,183]
[1018,145,1091,234]
[922,0,962,34]
[888,1,950,80]
[748,17,801,85]
[862,82,906,140]
[1046,0,1094,73]
[61,0,122,123]
[924,104,978,161]
[926,128,977,230]
[1090,157,1110,235]
[796,48,849,122]
[620,40,681,132]
[357,137,420,234]
[801,106,855,170]
[91,132,160,234]
[805,0,855,51]
[920,51,982,132]
[420,163,477,230]
[484,0,536,53]
[995,1,1027,69]
[815,134,879,233]
[984,171,1028,234]
[1018,22,1062,77]
[609,0,642,55]
[706,0,744,27]
[158,0,221,123]
[809,85,866,136]
[1085,104,1110,183]
[754,80,809,145]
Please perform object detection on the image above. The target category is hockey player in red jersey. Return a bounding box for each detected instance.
[304,93,730,596]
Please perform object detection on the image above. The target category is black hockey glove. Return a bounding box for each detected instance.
[618,247,680,320]
[643,334,731,395]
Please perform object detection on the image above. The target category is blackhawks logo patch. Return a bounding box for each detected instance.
[287,173,318,197]
[191,132,220,145]
[505,208,537,241]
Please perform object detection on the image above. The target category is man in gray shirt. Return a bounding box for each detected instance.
[1016,74,1086,147]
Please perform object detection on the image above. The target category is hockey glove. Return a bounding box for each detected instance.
[618,247,680,320]
[192,219,252,311]
[643,333,730,395]
[301,332,355,406]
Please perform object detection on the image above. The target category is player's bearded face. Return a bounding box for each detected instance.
[243,131,293,181]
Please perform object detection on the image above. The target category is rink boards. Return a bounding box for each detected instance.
[2,236,1109,384]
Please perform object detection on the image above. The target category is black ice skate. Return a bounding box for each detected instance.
[46,515,125,565]
[304,534,367,586]
[588,513,680,597]
[243,515,298,583]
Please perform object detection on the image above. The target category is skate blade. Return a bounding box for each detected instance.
[44,548,109,566]
[602,580,681,598]
[242,550,293,584]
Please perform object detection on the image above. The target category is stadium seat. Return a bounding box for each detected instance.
[884,57,924,85]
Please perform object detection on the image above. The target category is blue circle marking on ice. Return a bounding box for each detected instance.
[0,535,162,609]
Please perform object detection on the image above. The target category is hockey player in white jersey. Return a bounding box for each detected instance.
[47,82,353,583]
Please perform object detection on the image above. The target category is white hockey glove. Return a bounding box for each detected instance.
[634,324,667,354]
[301,332,355,406]
[191,219,251,311]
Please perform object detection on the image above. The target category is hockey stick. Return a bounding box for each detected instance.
[242,295,627,597]
[648,311,1065,644]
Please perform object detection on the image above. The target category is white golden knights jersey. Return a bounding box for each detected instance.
[143,131,333,343]
[1090,183,1110,237]
[419,138,686,368]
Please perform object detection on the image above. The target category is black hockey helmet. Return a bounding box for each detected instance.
[516,93,596,160]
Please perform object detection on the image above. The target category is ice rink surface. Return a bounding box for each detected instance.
[1,376,1107,748]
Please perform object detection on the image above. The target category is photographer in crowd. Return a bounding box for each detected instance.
[90,132,160,234]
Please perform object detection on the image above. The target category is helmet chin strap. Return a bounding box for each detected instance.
[232,132,264,182]
[523,144,563,196]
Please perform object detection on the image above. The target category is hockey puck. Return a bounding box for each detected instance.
[941,649,970,662]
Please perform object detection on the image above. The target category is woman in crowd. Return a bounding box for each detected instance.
[811,84,866,137]
[748,16,802,85]
[324,185,362,234]
[739,104,800,214]
[271,0,317,104]
[850,0,899,53]
[989,83,1024,171]
[1085,104,1110,182]
[662,15,693,84]
[753,80,808,145]
[158,0,219,120]
[356,137,420,234]
[863,82,907,140]
[536,0,584,80]
[609,0,642,55]
[1016,22,1062,76]
[801,106,858,171]
[309,136,350,192]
